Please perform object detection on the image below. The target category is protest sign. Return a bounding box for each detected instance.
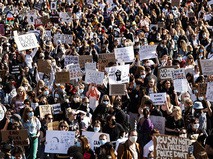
[198,83,207,97]
[206,82,213,102]
[85,62,96,71]
[172,68,186,80]
[0,105,5,121]
[171,0,180,6]
[47,121,60,130]
[82,131,110,151]
[85,70,104,85]
[98,53,116,71]
[59,12,72,23]
[34,2,42,10]
[14,33,39,51]
[66,64,82,79]
[64,55,79,66]
[153,135,191,159]
[158,67,175,80]
[53,33,72,45]
[173,79,189,93]
[200,59,213,76]
[150,116,165,134]
[114,46,134,62]
[55,72,70,84]
[79,55,93,68]
[45,130,75,154]
[150,93,167,105]
[50,1,57,10]
[38,59,52,74]
[139,45,157,60]
[39,105,52,119]
[10,65,20,75]
[105,64,130,84]
[1,129,29,146]
[109,84,126,96]
[52,103,61,115]
[27,10,37,25]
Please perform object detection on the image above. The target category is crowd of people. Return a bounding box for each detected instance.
[0,0,212,159]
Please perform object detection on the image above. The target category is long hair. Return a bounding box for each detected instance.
[22,106,33,122]
[16,86,27,100]
[78,135,91,152]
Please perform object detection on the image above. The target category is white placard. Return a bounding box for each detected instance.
[82,132,110,151]
[114,46,134,62]
[105,64,130,84]
[173,79,188,93]
[172,68,186,80]
[52,103,61,115]
[53,33,72,45]
[85,62,96,71]
[64,55,79,66]
[14,33,39,51]
[150,93,167,105]
[45,130,75,154]
[59,12,72,23]
[139,45,157,60]
[51,1,57,10]
[27,11,37,25]
[150,115,165,134]
[0,105,5,121]
[206,82,213,102]
[159,67,175,80]
[200,59,213,76]
[66,64,82,79]
[85,70,104,85]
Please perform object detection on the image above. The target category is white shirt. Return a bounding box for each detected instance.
[143,140,154,158]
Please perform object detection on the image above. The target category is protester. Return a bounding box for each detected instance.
[0,0,212,158]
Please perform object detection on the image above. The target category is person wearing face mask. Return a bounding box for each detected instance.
[78,97,93,115]
[87,120,102,132]
[22,107,41,159]
[117,129,141,159]
[187,118,200,140]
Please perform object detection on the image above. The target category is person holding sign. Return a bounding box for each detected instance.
[22,106,41,159]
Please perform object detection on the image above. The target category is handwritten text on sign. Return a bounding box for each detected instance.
[150,93,166,105]
[114,46,134,62]
[85,70,104,85]
[154,135,191,159]
[14,33,39,51]
[159,67,175,79]
[139,45,157,60]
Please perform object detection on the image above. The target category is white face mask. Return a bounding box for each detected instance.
[94,127,100,132]
[103,101,109,105]
[198,97,204,101]
[193,123,199,129]
[129,136,138,143]
[141,74,146,78]
[55,94,60,98]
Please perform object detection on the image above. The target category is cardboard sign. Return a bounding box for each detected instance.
[171,0,180,6]
[85,62,97,71]
[45,130,75,154]
[139,45,157,60]
[150,93,167,105]
[85,70,104,85]
[82,132,110,151]
[109,84,126,96]
[98,53,116,72]
[105,64,130,84]
[52,103,61,115]
[173,79,189,93]
[38,59,51,74]
[158,67,175,80]
[55,72,70,83]
[64,55,79,66]
[206,82,213,102]
[1,129,29,146]
[14,33,39,51]
[150,115,165,134]
[153,135,191,159]
[47,121,60,130]
[114,46,134,62]
[200,59,213,76]
[172,68,186,80]
[66,64,82,79]
[79,55,93,68]
[39,105,52,119]
[198,83,207,97]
